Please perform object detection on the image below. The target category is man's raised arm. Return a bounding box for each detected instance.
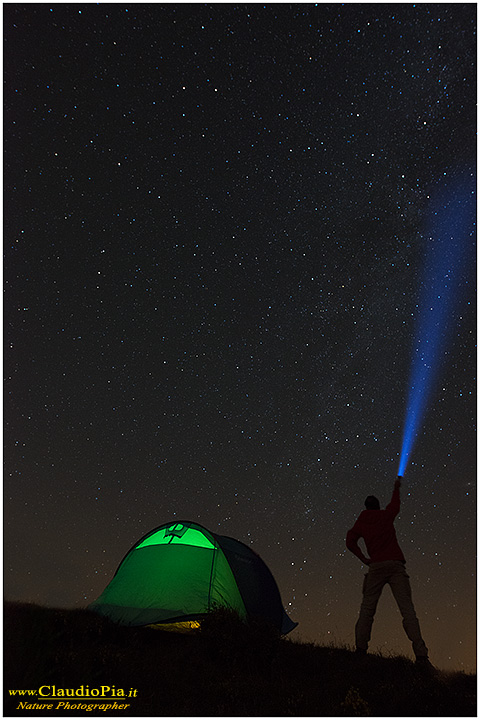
[386,476,402,517]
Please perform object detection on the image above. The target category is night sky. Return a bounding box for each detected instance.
[4,3,476,673]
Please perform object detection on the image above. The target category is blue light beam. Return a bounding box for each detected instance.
[398,170,476,477]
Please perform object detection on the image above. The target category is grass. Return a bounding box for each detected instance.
[4,601,476,716]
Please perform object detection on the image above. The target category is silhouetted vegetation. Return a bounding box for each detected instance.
[4,602,476,716]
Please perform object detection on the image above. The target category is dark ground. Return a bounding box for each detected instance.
[4,602,476,717]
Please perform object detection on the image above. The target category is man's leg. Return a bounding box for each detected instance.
[388,562,428,658]
[355,565,388,652]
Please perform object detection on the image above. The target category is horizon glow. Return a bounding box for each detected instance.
[398,170,476,477]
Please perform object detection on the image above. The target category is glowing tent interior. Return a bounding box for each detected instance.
[88,520,298,634]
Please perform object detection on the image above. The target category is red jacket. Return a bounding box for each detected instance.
[346,487,406,564]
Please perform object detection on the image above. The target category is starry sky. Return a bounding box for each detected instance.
[4,3,476,673]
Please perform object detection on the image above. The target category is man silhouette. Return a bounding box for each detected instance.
[346,477,431,667]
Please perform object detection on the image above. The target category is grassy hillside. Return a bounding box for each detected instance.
[4,602,476,717]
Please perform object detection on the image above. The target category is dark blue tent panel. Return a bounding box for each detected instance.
[215,534,297,634]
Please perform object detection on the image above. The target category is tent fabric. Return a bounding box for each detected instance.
[215,534,297,635]
[89,520,297,634]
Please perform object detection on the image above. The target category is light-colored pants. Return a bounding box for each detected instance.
[355,560,428,658]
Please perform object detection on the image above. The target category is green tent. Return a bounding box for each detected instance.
[89,520,297,634]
